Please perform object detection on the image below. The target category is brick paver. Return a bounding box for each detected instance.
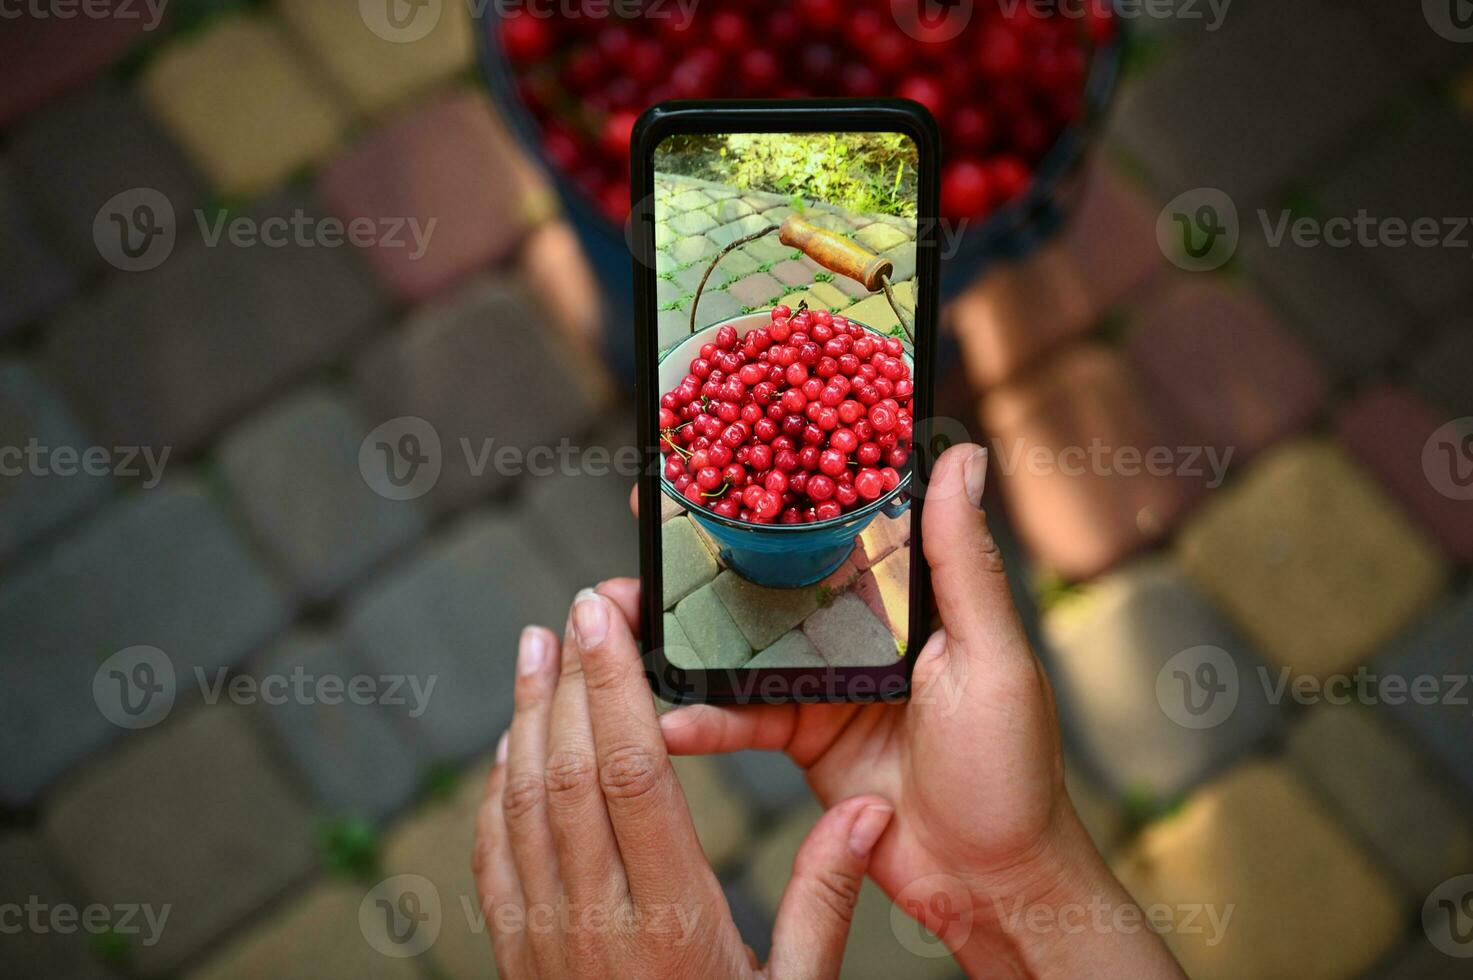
[1175,439,1447,678]
[673,583,751,668]
[726,272,786,308]
[1412,323,1473,418]
[720,751,811,817]
[803,591,899,666]
[0,5,150,129]
[1112,761,1404,980]
[747,630,826,668]
[523,420,639,587]
[662,516,718,609]
[0,835,114,979]
[1059,165,1166,313]
[0,163,77,336]
[852,512,910,571]
[854,546,910,644]
[44,707,315,975]
[853,223,911,253]
[710,570,819,651]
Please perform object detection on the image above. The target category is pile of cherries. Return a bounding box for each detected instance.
[659,305,914,526]
[496,0,1113,222]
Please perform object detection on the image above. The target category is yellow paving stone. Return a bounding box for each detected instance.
[842,280,917,334]
[1175,438,1447,679]
[141,14,347,197]
[778,289,831,313]
[1113,761,1403,980]
[806,280,852,310]
[278,0,474,117]
[671,754,755,871]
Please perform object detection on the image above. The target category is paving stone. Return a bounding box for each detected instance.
[1367,936,1473,980]
[0,835,114,979]
[668,189,714,213]
[1064,761,1125,856]
[743,801,825,912]
[662,516,718,609]
[710,570,820,651]
[671,261,713,295]
[191,879,423,980]
[854,223,911,253]
[319,91,545,303]
[854,546,910,645]
[1058,164,1166,312]
[658,308,691,352]
[979,345,1203,580]
[708,214,773,248]
[1043,559,1280,802]
[742,191,788,211]
[1112,761,1404,980]
[141,15,347,197]
[660,488,687,523]
[1111,0,1407,206]
[0,164,77,336]
[278,0,473,117]
[803,591,898,666]
[656,277,686,307]
[668,208,717,236]
[770,258,817,288]
[879,242,918,285]
[671,755,754,871]
[713,198,755,222]
[346,511,573,761]
[220,388,425,602]
[840,280,915,332]
[689,287,743,331]
[708,247,761,283]
[1285,704,1473,903]
[45,706,315,974]
[0,4,150,129]
[743,237,798,265]
[1412,323,1473,418]
[249,632,422,822]
[0,362,113,564]
[1125,280,1327,460]
[670,234,718,266]
[803,210,855,235]
[673,584,751,668]
[1349,0,1473,80]
[842,881,962,980]
[746,630,826,668]
[380,767,499,979]
[354,276,606,514]
[0,483,288,806]
[661,611,697,667]
[719,750,811,816]
[726,272,786,309]
[523,421,639,587]
[1336,384,1473,564]
[805,281,853,311]
[45,191,384,453]
[1318,104,1473,320]
[1377,589,1473,800]
[852,512,910,571]
[1175,439,1447,678]
[721,880,774,964]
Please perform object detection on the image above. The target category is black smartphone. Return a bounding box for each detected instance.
[633,100,939,704]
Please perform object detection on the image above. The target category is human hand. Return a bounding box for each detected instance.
[473,582,897,978]
[656,443,1184,979]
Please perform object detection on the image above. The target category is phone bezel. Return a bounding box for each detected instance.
[633,100,940,705]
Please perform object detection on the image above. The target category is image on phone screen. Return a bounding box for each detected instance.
[653,127,922,673]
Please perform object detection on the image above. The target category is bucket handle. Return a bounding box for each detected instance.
[687,216,914,344]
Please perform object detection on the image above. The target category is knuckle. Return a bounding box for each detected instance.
[502,771,547,824]
[809,867,862,924]
[544,750,600,800]
[597,744,666,802]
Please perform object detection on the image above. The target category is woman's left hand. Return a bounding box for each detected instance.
[473,580,895,979]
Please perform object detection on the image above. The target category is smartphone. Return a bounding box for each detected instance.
[633,100,939,704]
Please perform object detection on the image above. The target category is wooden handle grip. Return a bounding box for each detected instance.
[778,216,892,292]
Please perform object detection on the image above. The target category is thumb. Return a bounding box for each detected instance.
[765,797,894,980]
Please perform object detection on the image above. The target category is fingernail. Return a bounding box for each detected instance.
[518,627,548,676]
[495,730,509,765]
[848,803,894,858]
[572,589,609,649]
[964,447,988,509]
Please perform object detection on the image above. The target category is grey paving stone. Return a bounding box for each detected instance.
[1350,0,1473,79]
[0,362,113,564]
[844,881,964,980]
[219,388,425,603]
[803,591,898,667]
[1377,589,1473,800]
[1318,105,1473,320]
[523,419,640,587]
[1285,704,1473,903]
[0,482,289,806]
[0,163,77,337]
[653,221,676,248]
[1111,0,1407,206]
[354,276,607,515]
[690,287,743,329]
[742,191,788,210]
[9,79,206,273]
[804,211,855,235]
[345,511,572,761]
[880,242,917,285]
[672,260,714,295]
[707,214,772,248]
[719,750,811,816]
[713,198,755,223]
[656,276,687,307]
[674,583,751,668]
[248,632,423,822]
[43,706,315,975]
[661,611,697,668]
[742,801,823,912]
[1366,936,1473,980]
[722,879,773,964]
[668,208,717,236]
[0,834,115,979]
[44,192,384,453]
[658,308,691,353]
[770,258,818,288]
[1412,322,1473,418]
[743,237,798,265]
[747,630,825,668]
[667,189,713,213]
[655,249,678,275]
[670,234,718,266]
[725,272,786,309]
[662,516,717,609]
[1042,559,1281,802]
[711,572,819,651]
[671,754,754,871]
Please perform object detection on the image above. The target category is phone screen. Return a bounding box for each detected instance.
[650,125,924,680]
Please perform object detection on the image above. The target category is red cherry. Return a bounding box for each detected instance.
[855,468,885,501]
[941,159,992,218]
[898,76,946,121]
[501,11,552,64]
[815,501,843,521]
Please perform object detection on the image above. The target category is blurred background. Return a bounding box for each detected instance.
[1,1,1471,978]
